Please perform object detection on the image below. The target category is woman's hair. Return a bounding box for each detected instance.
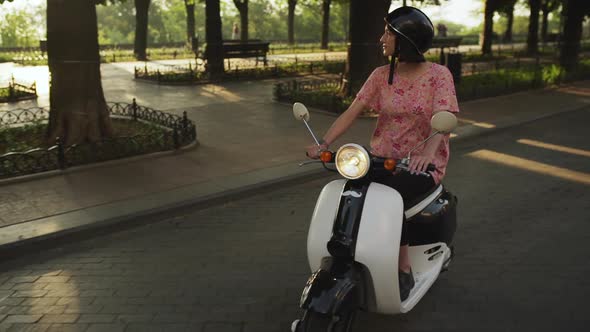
[394,32,426,63]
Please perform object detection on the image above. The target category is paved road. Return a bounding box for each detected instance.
[0,108,589,332]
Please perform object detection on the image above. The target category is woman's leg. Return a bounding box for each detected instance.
[399,245,411,273]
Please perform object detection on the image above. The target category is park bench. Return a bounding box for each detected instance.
[221,39,270,67]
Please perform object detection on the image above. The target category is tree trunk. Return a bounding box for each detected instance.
[321,0,331,49]
[481,0,494,55]
[503,5,514,43]
[205,0,224,79]
[134,0,150,60]
[541,9,549,43]
[288,0,297,45]
[559,0,587,71]
[233,0,249,41]
[527,0,541,55]
[340,1,349,42]
[46,0,113,146]
[342,0,390,96]
[184,0,196,49]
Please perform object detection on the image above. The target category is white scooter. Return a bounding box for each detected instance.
[291,103,459,332]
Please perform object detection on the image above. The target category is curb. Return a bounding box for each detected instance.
[0,162,330,258]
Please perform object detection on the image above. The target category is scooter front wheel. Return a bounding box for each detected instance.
[295,310,355,332]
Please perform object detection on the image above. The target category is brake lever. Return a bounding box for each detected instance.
[396,163,431,177]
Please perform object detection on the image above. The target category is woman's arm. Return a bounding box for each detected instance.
[305,98,367,158]
[408,129,445,173]
[323,98,367,145]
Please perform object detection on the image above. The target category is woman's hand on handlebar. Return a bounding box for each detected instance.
[409,154,434,174]
[305,143,329,159]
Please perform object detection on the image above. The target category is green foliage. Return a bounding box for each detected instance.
[0,54,12,63]
[136,59,346,84]
[0,118,166,155]
[0,6,45,47]
[0,121,47,154]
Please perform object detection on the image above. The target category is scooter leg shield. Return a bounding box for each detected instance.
[307,179,348,272]
[354,182,405,315]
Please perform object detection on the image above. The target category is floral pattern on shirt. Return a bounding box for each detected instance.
[355,63,460,184]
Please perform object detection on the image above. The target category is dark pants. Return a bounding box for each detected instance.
[372,172,436,245]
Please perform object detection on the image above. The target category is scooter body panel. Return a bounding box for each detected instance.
[354,182,404,314]
[307,179,347,272]
[306,180,456,315]
[402,242,451,312]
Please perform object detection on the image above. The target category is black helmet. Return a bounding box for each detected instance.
[385,6,434,56]
[384,6,434,85]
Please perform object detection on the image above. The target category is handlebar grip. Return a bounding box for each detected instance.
[427,163,436,172]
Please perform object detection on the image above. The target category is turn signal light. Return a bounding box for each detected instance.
[384,158,396,171]
[320,151,333,163]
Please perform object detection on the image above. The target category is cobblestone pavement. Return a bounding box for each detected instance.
[0,108,589,332]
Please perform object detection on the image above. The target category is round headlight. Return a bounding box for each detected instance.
[335,144,370,179]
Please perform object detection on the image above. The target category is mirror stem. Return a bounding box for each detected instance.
[407,131,440,159]
[302,118,321,146]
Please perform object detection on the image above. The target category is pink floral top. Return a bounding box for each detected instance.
[356,63,459,184]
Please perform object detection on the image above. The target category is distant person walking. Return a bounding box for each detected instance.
[232,23,240,40]
[437,23,448,37]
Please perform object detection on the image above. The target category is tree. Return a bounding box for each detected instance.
[541,0,561,42]
[0,8,42,47]
[134,0,150,60]
[392,0,445,7]
[233,0,249,41]
[481,0,515,55]
[497,0,517,42]
[321,0,331,49]
[288,0,297,44]
[481,0,495,55]
[46,0,113,145]
[342,0,390,96]
[560,0,590,71]
[526,0,541,54]
[205,0,224,78]
[185,0,197,49]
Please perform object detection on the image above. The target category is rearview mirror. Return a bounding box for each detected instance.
[293,102,310,122]
[431,111,457,133]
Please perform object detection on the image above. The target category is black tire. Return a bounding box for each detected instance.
[298,310,355,332]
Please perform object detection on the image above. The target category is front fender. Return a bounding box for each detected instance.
[299,258,361,315]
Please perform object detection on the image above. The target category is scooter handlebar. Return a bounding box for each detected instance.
[372,157,435,177]
[303,151,435,177]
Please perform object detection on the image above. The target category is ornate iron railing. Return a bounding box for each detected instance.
[0,76,38,103]
[0,99,197,179]
[134,58,346,84]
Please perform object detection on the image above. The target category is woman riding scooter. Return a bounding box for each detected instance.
[305,6,459,301]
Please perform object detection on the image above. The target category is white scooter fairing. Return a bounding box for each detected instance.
[292,103,458,332]
[307,179,452,314]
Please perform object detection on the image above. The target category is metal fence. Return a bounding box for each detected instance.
[0,100,197,179]
[135,58,346,84]
[0,76,37,103]
[274,58,590,112]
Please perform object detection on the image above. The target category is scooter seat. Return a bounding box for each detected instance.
[404,185,443,219]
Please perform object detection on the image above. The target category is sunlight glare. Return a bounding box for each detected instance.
[517,139,590,158]
[467,149,590,185]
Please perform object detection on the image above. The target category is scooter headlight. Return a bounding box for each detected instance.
[335,144,371,179]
